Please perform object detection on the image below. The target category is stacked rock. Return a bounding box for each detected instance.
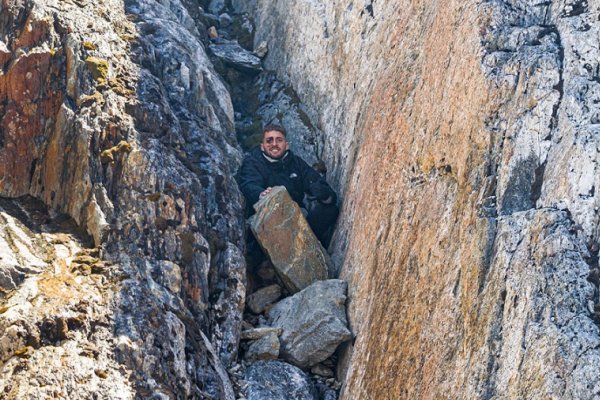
[240,187,351,400]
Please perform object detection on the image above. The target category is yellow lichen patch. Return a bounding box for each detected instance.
[14,346,34,358]
[50,233,73,245]
[108,77,134,97]
[94,369,108,379]
[85,56,109,84]
[100,140,133,164]
[100,149,114,164]
[119,33,136,42]
[0,305,9,314]
[83,41,97,51]
[77,91,104,108]
[37,260,79,306]
[71,263,91,276]
[72,254,99,265]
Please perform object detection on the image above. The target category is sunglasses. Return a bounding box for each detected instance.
[264,137,286,144]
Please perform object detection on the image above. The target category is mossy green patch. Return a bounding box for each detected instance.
[85,56,109,83]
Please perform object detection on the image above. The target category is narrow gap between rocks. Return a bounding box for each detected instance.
[199,2,349,399]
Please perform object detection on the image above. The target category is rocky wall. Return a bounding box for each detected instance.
[0,0,246,397]
[252,0,600,398]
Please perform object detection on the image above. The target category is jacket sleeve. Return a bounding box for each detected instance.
[298,158,337,204]
[236,156,266,206]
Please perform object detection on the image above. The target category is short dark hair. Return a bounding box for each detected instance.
[262,124,287,137]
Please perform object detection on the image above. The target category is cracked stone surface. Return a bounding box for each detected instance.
[250,186,330,294]
[251,0,600,398]
[0,0,245,397]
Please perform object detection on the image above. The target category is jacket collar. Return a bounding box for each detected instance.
[261,150,290,163]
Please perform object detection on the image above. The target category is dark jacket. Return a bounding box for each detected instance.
[236,148,337,210]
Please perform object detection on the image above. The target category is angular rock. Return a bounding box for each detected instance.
[209,41,263,73]
[245,360,318,400]
[219,13,232,27]
[247,284,281,314]
[253,41,268,58]
[208,0,225,15]
[241,327,282,340]
[231,0,257,14]
[244,332,279,362]
[268,279,351,368]
[251,186,330,293]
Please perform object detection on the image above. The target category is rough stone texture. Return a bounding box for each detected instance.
[0,198,134,398]
[251,186,330,293]
[209,41,263,73]
[240,326,282,340]
[208,0,225,15]
[245,360,318,400]
[0,0,245,397]
[268,279,351,369]
[244,331,279,362]
[246,284,281,314]
[251,0,600,398]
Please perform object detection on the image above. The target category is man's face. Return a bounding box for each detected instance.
[261,130,288,159]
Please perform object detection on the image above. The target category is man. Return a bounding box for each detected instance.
[237,125,339,247]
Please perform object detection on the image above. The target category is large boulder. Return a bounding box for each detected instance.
[268,279,352,368]
[250,186,330,293]
[245,360,318,400]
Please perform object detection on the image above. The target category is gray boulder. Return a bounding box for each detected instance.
[244,332,280,362]
[247,284,282,314]
[268,279,352,368]
[207,0,225,15]
[209,41,262,73]
[246,360,318,400]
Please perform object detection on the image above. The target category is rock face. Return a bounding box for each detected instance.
[209,41,263,73]
[268,279,351,369]
[0,0,245,397]
[3,0,600,398]
[247,284,282,314]
[251,0,600,398]
[0,198,136,399]
[245,360,318,400]
[251,186,330,293]
[244,331,279,362]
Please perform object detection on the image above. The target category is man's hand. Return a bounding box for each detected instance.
[259,187,273,199]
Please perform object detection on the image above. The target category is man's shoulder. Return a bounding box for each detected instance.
[285,150,312,169]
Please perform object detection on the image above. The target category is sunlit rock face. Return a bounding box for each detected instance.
[252,1,600,398]
[0,0,245,397]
